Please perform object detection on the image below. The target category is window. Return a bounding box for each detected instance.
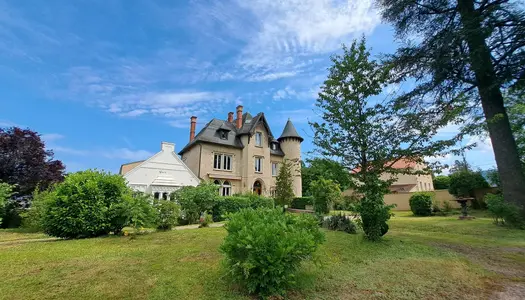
[255,132,262,147]
[219,130,228,140]
[419,182,423,191]
[154,192,160,200]
[272,162,278,176]
[255,157,263,173]
[214,153,232,171]
[222,181,231,196]
[270,187,276,197]
[271,143,276,150]
[162,192,169,200]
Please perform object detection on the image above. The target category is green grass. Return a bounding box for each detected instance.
[0,212,524,299]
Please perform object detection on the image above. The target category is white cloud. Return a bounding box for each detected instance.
[247,71,297,82]
[119,109,148,117]
[0,120,23,128]
[41,133,65,142]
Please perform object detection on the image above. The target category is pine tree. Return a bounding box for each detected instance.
[274,159,295,206]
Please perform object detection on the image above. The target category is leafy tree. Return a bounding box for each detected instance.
[506,89,525,165]
[171,181,219,224]
[0,127,65,196]
[274,159,295,206]
[0,182,14,225]
[377,0,525,220]
[448,170,490,198]
[310,178,342,215]
[301,158,351,195]
[310,38,461,241]
[433,175,451,190]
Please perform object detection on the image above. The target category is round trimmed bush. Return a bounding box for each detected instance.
[42,170,134,238]
[409,192,433,216]
[220,208,325,297]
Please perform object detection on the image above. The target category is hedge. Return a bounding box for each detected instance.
[212,196,274,221]
[290,196,314,209]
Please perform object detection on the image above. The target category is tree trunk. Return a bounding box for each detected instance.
[457,0,525,217]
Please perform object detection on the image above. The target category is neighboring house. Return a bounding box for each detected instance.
[383,160,434,193]
[119,142,200,199]
[345,159,434,195]
[178,105,303,197]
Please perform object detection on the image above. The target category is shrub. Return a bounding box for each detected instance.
[171,182,219,224]
[155,200,180,230]
[485,193,524,228]
[290,196,314,209]
[221,208,325,297]
[199,212,213,228]
[310,178,342,215]
[20,188,51,232]
[128,193,157,231]
[42,170,134,239]
[333,195,359,211]
[211,195,274,222]
[322,214,357,234]
[409,192,434,216]
[354,193,394,241]
[0,182,14,225]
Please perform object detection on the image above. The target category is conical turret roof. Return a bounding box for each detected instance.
[278,119,303,142]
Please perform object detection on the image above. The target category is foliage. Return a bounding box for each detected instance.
[211,195,274,222]
[0,127,65,196]
[310,178,341,215]
[433,175,450,190]
[354,193,394,241]
[42,170,134,238]
[171,181,219,224]
[310,38,459,240]
[20,188,51,232]
[154,199,180,230]
[486,168,501,187]
[0,182,14,225]
[274,159,295,206]
[322,213,357,234]
[334,195,360,211]
[448,170,489,198]
[506,89,525,165]
[220,208,324,297]
[128,193,157,231]
[409,192,434,216]
[290,196,314,209]
[376,0,525,219]
[199,212,213,228]
[485,193,524,229]
[302,158,351,196]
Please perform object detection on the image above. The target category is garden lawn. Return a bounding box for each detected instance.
[0,212,524,300]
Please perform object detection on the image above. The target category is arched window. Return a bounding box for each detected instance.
[222,181,231,196]
[253,180,262,195]
[154,192,160,200]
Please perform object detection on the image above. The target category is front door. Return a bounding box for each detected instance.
[253,180,262,195]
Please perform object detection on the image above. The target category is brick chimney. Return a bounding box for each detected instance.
[227,112,234,123]
[236,105,243,129]
[190,116,197,142]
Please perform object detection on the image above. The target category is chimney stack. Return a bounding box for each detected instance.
[227,112,234,123]
[190,116,197,142]
[236,105,243,129]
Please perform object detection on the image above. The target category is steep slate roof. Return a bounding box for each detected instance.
[178,111,286,156]
[278,119,303,142]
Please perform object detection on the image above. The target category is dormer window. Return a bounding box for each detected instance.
[271,143,276,150]
[219,130,228,140]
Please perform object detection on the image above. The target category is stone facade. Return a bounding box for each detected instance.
[179,106,302,197]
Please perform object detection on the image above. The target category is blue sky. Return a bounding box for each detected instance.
[0,0,495,174]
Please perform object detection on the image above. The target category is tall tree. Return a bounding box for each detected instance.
[0,127,65,196]
[275,159,295,206]
[376,0,525,219]
[301,158,352,195]
[311,38,462,240]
